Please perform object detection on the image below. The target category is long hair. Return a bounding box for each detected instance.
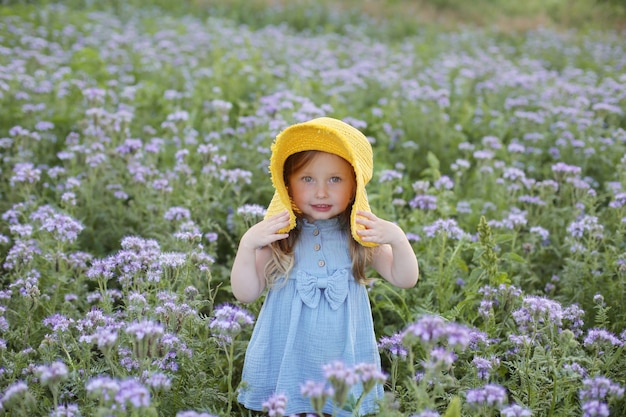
[265,150,373,286]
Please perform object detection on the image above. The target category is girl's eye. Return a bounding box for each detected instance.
[330,177,341,183]
[302,176,313,183]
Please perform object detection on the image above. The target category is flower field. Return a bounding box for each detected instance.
[0,1,625,416]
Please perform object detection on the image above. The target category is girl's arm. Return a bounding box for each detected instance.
[355,211,419,288]
[230,210,291,303]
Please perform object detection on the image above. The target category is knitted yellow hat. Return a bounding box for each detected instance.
[265,117,377,247]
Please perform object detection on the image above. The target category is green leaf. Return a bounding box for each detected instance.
[443,396,461,417]
[426,151,440,171]
[502,252,526,264]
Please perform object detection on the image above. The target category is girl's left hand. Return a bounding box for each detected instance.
[354,210,405,246]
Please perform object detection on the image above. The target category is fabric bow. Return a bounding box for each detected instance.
[295,269,349,310]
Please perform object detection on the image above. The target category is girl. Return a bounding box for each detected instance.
[231,117,419,416]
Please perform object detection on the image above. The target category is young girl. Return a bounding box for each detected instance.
[231,117,419,416]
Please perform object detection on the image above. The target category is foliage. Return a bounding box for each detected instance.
[0,1,625,417]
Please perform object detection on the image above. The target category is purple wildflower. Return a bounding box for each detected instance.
[164,207,191,221]
[434,175,454,190]
[465,383,507,408]
[402,315,472,350]
[410,410,440,417]
[379,169,403,183]
[236,204,267,217]
[114,378,151,410]
[353,362,387,393]
[378,332,408,358]
[300,380,333,414]
[43,313,75,333]
[609,192,626,208]
[39,213,84,243]
[125,320,164,360]
[423,347,456,370]
[552,162,582,177]
[472,356,495,380]
[323,360,358,405]
[1,381,29,408]
[262,392,288,417]
[36,361,69,386]
[144,372,172,392]
[176,412,220,417]
[422,219,466,240]
[10,162,41,186]
[583,328,623,349]
[209,304,254,344]
[49,403,80,417]
[579,376,624,402]
[500,404,532,417]
[409,194,438,210]
[581,400,609,417]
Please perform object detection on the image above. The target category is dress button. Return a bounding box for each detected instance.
[314,243,321,251]
[313,229,320,236]
[318,260,325,267]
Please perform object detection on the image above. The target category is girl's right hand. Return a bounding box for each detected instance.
[240,210,291,250]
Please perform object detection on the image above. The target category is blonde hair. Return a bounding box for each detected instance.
[264,151,373,286]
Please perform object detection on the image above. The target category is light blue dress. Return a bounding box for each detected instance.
[238,218,384,416]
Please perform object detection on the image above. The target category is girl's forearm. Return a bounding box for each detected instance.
[389,241,419,289]
[231,245,265,303]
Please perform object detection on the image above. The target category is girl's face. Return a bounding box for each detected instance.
[287,151,356,223]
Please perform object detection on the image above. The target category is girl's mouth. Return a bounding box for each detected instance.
[312,204,332,212]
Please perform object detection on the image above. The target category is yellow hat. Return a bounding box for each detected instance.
[265,117,377,247]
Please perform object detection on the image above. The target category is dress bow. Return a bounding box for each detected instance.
[295,269,349,310]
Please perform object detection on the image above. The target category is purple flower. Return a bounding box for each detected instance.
[300,380,333,414]
[402,315,446,345]
[10,162,41,186]
[209,304,254,344]
[581,400,609,417]
[49,403,80,417]
[379,169,403,183]
[579,376,624,402]
[583,328,623,349]
[176,412,220,417]
[36,361,69,386]
[410,410,440,417]
[262,392,288,417]
[164,207,191,221]
[567,215,604,239]
[114,378,151,410]
[465,383,507,408]
[422,219,466,240]
[423,347,456,370]
[322,360,358,405]
[43,313,75,333]
[125,320,164,360]
[403,316,473,351]
[472,356,496,380]
[409,194,438,210]
[512,295,563,334]
[1,380,29,405]
[378,332,408,358]
[353,362,387,393]
[236,204,267,217]
[39,213,84,243]
[145,372,172,391]
[500,404,532,417]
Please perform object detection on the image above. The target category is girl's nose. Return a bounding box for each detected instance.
[315,183,328,198]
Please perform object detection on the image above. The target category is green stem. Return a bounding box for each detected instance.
[226,341,235,415]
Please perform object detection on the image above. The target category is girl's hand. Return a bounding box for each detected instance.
[356,210,419,289]
[355,210,405,246]
[240,210,291,250]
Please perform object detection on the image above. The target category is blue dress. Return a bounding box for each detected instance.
[238,218,384,416]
